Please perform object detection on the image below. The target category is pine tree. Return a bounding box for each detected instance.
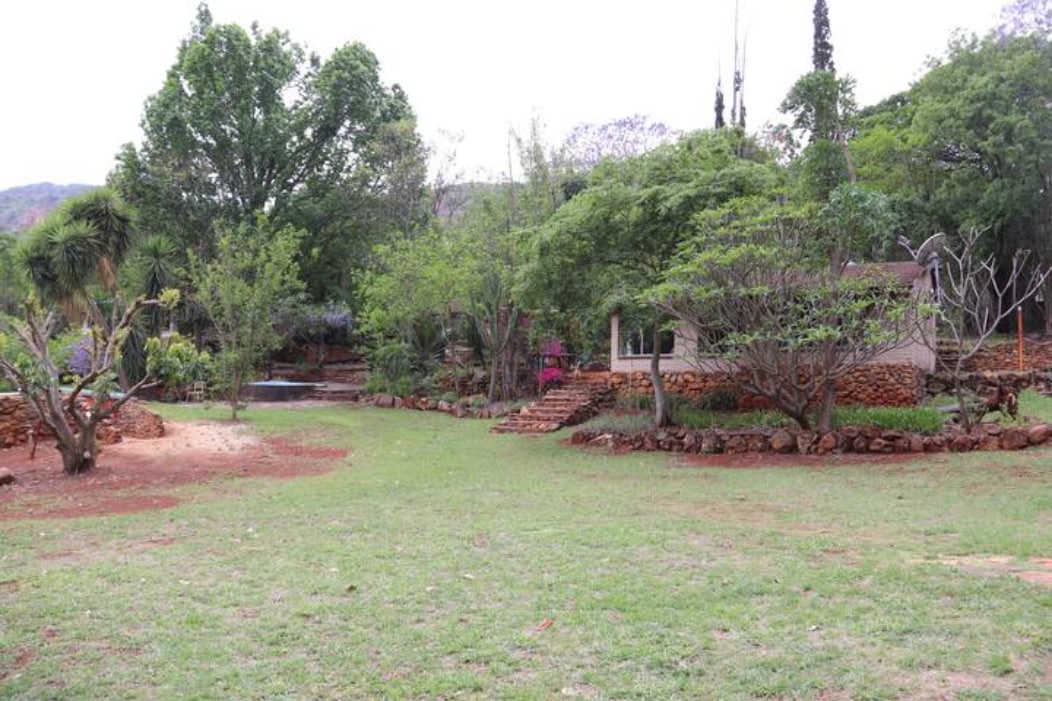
[813,0,835,72]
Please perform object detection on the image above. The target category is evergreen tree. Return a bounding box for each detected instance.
[813,0,835,72]
[714,79,726,129]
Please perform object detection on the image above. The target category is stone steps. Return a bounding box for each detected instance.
[491,379,613,435]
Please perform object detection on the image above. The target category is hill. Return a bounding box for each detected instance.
[0,182,95,234]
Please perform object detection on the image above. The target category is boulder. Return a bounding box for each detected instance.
[769,430,795,454]
[1027,423,1051,445]
[796,431,817,455]
[1000,428,1029,451]
[700,430,722,454]
[951,433,975,452]
[868,438,890,453]
[816,432,839,455]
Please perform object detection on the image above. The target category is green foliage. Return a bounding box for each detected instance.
[853,33,1052,302]
[834,405,945,434]
[695,388,739,411]
[656,196,918,431]
[110,4,423,307]
[145,332,213,399]
[18,188,137,308]
[189,219,304,418]
[365,341,414,396]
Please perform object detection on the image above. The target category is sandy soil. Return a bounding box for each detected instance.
[0,420,347,520]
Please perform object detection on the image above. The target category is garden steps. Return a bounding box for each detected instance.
[491,378,613,434]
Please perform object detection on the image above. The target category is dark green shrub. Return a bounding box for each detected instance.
[695,389,738,411]
[367,341,414,396]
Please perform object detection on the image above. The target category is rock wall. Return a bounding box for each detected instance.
[608,363,924,408]
[0,394,163,449]
[939,339,1052,373]
[572,422,1052,455]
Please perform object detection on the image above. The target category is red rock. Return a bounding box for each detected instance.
[816,433,838,455]
[769,430,795,454]
[1000,428,1029,450]
[796,431,817,455]
[1027,423,1051,445]
[868,438,890,453]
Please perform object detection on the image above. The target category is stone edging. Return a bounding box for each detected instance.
[571,423,1052,455]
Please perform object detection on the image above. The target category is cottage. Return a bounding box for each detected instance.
[609,261,937,406]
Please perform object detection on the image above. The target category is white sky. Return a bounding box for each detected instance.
[0,0,1004,190]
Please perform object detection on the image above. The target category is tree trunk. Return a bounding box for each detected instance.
[59,428,98,475]
[487,350,500,404]
[817,379,836,434]
[650,327,669,428]
[817,348,838,434]
[229,366,242,420]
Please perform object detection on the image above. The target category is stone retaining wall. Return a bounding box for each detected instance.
[0,394,164,449]
[572,422,1052,455]
[939,339,1052,373]
[608,363,924,408]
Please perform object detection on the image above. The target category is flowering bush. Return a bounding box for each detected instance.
[538,366,564,390]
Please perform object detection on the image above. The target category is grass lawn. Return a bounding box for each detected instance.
[2,405,1052,699]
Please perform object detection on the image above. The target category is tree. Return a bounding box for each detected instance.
[111,3,420,301]
[714,80,727,130]
[0,291,178,474]
[998,0,1052,39]
[521,130,780,426]
[560,115,680,171]
[908,33,1052,330]
[654,197,919,433]
[19,189,136,318]
[921,227,1049,429]
[812,0,835,72]
[190,220,304,419]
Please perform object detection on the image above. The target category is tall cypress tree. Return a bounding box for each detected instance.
[714,79,726,129]
[813,0,835,72]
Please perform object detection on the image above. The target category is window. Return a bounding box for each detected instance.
[621,327,674,356]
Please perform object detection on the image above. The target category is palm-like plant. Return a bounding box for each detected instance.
[18,189,137,315]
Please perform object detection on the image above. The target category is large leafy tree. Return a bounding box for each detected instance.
[655,197,916,433]
[852,31,1052,328]
[111,3,421,303]
[521,130,780,426]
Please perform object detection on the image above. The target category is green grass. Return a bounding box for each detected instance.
[2,405,1052,699]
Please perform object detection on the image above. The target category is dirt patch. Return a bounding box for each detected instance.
[936,555,1052,588]
[0,420,347,521]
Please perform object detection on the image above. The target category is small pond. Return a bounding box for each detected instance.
[245,380,319,401]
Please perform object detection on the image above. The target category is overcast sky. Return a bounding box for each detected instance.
[0,0,1005,190]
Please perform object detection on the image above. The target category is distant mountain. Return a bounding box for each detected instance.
[0,182,96,234]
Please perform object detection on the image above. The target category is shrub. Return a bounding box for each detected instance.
[833,405,945,434]
[538,366,563,391]
[614,393,653,412]
[695,389,738,411]
[367,341,414,396]
[145,333,214,400]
